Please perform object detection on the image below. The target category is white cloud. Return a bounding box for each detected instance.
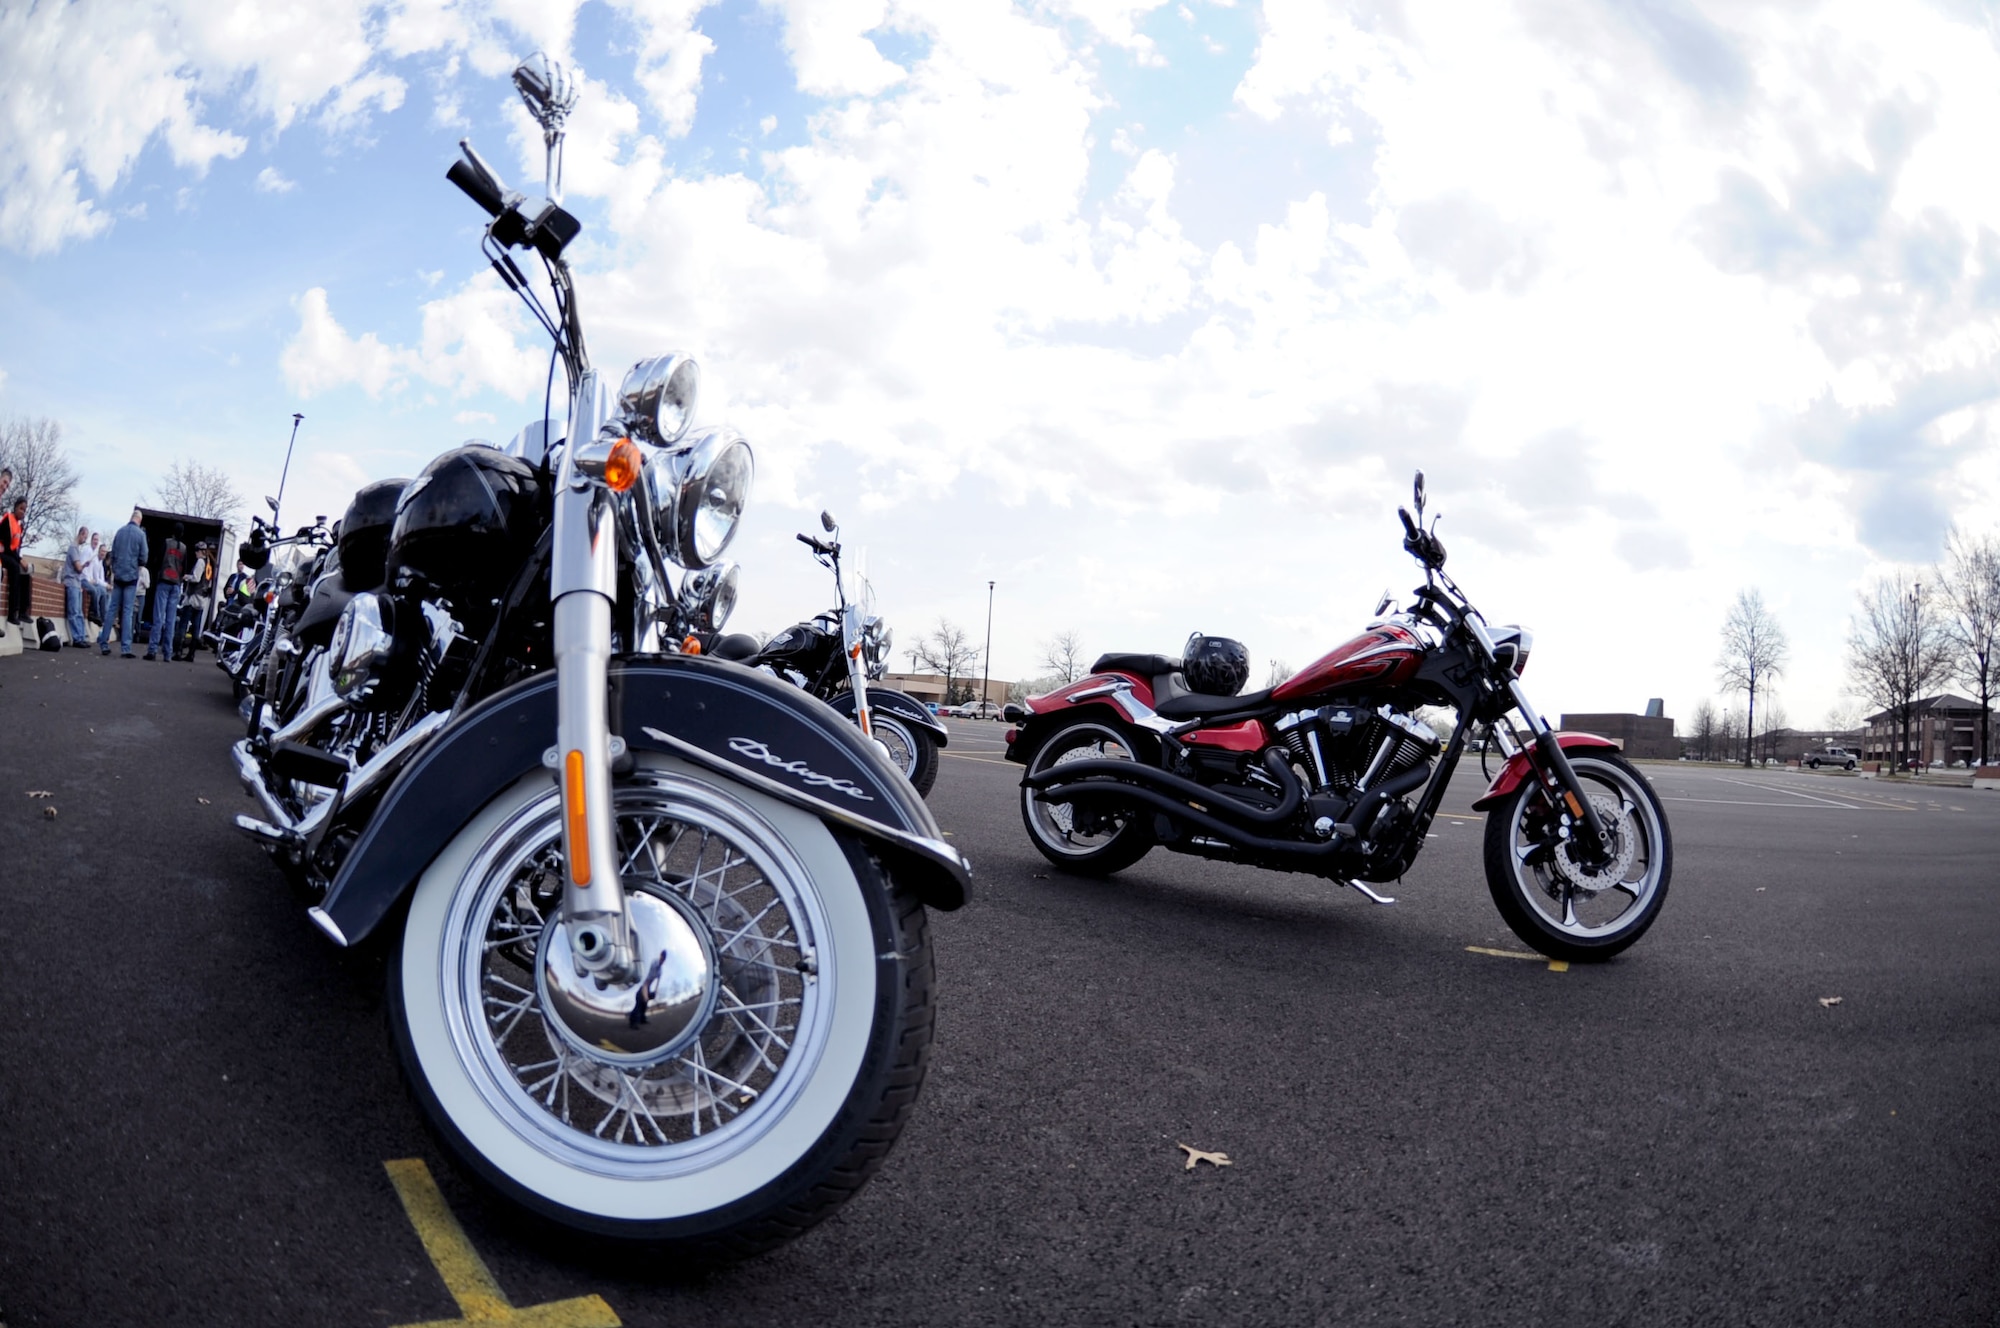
[280,277,547,402]
[255,166,297,194]
[763,0,908,98]
[281,287,402,398]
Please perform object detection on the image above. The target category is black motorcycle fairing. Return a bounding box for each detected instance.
[314,655,969,945]
[293,559,354,648]
[823,686,949,745]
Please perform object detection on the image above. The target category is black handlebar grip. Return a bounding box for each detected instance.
[446,159,505,218]
[1398,507,1419,538]
[796,533,818,549]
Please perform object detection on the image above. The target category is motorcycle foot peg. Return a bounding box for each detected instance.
[235,813,299,848]
[1345,879,1397,906]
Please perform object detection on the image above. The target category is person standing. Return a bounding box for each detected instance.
[176,539,215,660]
[0,495,30,626]
[99,509,148,657]
[86,532,110,625]
[62,525,94,646]
[146,522,187,662]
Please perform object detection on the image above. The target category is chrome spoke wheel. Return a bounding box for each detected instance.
[872,715,919,779]
[439,767,832,1171]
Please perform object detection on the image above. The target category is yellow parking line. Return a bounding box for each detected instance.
[384,1159,620,1327]
[1465,945,1567,972]
[942,753,1013,764]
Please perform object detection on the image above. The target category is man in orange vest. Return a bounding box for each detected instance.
[0,495,30,625]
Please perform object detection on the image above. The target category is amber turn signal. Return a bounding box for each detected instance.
[603,437,643,493]
[563,749,592,885]
[682,635,703,654]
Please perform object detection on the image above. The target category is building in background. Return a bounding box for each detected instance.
[879,672,1011,707]
[1557,709,1682,760]
[1860,695,1984,767]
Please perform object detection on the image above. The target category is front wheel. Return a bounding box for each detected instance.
[870,713,939,797]
[1483,752,1672,962]
[389,756,935,1259]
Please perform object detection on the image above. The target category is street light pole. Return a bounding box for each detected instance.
[273,412,303,531]
[980,579,995,713]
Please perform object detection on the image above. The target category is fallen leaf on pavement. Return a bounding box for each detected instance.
[1819,996,1842,1007]
[196,796,211,805]
[1178,1143,1232,1171]
[42,806,57,819]
[26,790,51,798]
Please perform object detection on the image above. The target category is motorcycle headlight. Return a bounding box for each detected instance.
[1492,626,1533,677]
[331,593,401,703]
[681,561,739,633]
[617,354,700,446]
[863,616,890,679]
[646,425,754,569]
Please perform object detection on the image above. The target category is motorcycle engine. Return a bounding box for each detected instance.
[1280,704,1441,797]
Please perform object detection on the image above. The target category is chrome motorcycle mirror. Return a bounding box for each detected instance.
[264,495,279,513]
[821,510,837,533]
[1373,589,1395,616]
[1413,471,1426,519]
[512,52,578,199]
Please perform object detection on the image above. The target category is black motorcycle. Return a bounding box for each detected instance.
[745,512,947,795]
[228,54,967,1258]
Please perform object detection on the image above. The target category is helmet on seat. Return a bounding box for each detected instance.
[1183,633,1250,696]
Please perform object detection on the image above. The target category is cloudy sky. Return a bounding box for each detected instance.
[4,0,1997,729]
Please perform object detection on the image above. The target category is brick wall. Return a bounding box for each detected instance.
[2,554,69,622]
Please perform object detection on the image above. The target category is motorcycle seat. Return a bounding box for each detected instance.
[1155,685,1273,720]
[1091,652,1182,679]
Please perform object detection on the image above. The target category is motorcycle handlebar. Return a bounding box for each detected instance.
[797,533,835,555]
[1398,507,1419,539]
[446,158,505,219]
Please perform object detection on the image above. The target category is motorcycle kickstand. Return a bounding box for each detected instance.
[1345,879,1397,906]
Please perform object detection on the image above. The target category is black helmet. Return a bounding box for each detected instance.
[1183,633,1250,696]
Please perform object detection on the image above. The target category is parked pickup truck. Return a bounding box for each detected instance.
[1804,746,1858,770]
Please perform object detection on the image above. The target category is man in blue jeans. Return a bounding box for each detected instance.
[145,521,186,661]
[61,524,95,646]
[98,509,148,657]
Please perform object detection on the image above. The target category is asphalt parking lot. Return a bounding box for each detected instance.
[1,659,1995,1326]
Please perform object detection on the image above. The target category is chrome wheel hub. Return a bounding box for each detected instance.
[537,888,718,1066]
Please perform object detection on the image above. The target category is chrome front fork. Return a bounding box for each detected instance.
[551,370,636,980]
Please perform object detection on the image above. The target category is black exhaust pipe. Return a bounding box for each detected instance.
[1036,763,1429,858]
[1026,748,1303,827]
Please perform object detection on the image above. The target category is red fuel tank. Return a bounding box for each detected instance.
[1270,624,1425,703]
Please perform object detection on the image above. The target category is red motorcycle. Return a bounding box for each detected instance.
[1004,474,1672,961]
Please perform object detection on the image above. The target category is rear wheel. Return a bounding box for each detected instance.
[1483,752,1671,962]
[1019,719,1154,875]
[389,755,935,1259]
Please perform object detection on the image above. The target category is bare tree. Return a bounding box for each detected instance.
[1720,706,1745,765]
[1821,697,1864,733]
[1264,658,1295,688]
[1756,698,1788,766]
[0,416,81,551]
[1716,588,1788,768]
[909,618,979,703]
[1846,571,1954,770]
[153,457,244,533]
[1037,629,1086,684]
[1938,528,2000,766]
[1690,698,1719,762]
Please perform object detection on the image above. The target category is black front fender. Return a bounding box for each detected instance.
[825,686,949,745]
[312,655,969,947]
